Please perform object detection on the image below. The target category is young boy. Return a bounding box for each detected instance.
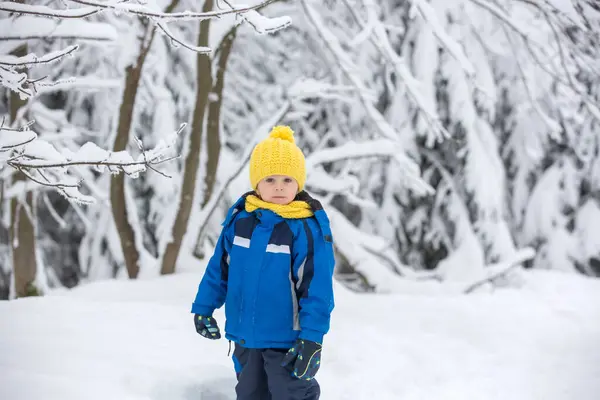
[191,125,335,400]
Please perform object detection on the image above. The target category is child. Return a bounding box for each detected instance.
[191,125,335,400]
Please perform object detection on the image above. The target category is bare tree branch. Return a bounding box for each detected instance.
[0,35,114,42]
[133,135,173,178]
[0,1,99,18]
[13,165,79,189]
[220,0,290,33]
[65,0,277,20]
[0,45,78,68]
[155,21,211,54]
[1,122,184,202]
[8,155,172,170]
[0,120,37,151]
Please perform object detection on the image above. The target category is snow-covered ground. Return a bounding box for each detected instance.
[1,268,600,400]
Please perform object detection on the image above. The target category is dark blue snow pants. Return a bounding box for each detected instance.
[232,344,320,400]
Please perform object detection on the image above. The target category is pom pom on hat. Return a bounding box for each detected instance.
[269,125,295,143]
[249,125,306,190]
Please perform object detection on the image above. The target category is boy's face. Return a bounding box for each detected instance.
[256,175,299,205]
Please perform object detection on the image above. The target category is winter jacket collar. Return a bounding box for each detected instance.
[223,191,333,242]
[245,194,313,219]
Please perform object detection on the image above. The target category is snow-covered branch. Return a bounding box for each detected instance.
[1,0,290,95]
[0,46,78,68]
[306,138,434,195]
[410,0,475,77]
[220,0,291,34]
[501,24,562,137]
[64,0,279,21]
[0,121,37,150]
[340,0,450,144]
[0,0,280,21]
[1,123,185,204]
[469,0,600,122]
[306,139,402,167]
[0,64,76,99]
[463,247,536,294]
[468,0,550,50]
[300,0,428,186]
[154,21,211,54]
[0,16,119,43]
[0,15,119,98]
[0,1,98,18]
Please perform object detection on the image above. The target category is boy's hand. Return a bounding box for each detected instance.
[280,339,322,380]
[194,314,221,339]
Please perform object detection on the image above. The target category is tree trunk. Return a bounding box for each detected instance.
[9,43,40,297]
[11,189,39,297]
[110,23,156,279]
[192,27,238,259]
[160,0,214,275]
[204,28,237,208]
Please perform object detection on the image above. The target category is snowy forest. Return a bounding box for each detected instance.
[2,0,600,300]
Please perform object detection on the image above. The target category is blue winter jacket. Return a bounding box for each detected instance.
[191,191,335,348]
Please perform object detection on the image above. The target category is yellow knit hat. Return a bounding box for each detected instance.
[249,125,306,190]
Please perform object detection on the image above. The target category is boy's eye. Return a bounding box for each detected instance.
[265,178,274,183]
[284,178,292,183]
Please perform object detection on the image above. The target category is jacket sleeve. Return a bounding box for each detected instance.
[293,217,335,344]
[191,220,234,316]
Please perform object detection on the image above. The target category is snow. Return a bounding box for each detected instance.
[1,269,600,399]
[411,0,475,77]
[545,0,586,29]
[0,15,118,42]
[0,46,78,68]
[234,4,292,34]
[36,77,122,92]
[0,127,37,150]
[0,2,99,18]
[155,21,211,54]
[300,0,433,194]
[0,121,180,204]
[55,0,289,25]
[307,139,401,167]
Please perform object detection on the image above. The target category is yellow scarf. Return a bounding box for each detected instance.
[245,194,314,219]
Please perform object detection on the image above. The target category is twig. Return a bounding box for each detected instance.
[8,155,172,170]
[0,45,78,68]
[0,121,37,151]
[0,1,99,18]
[0,35,114,42]
[66,0,277,20]
[220,0,289,33]
[133,135,173,178]
[14,165,79,189]
[155,21,211,54]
